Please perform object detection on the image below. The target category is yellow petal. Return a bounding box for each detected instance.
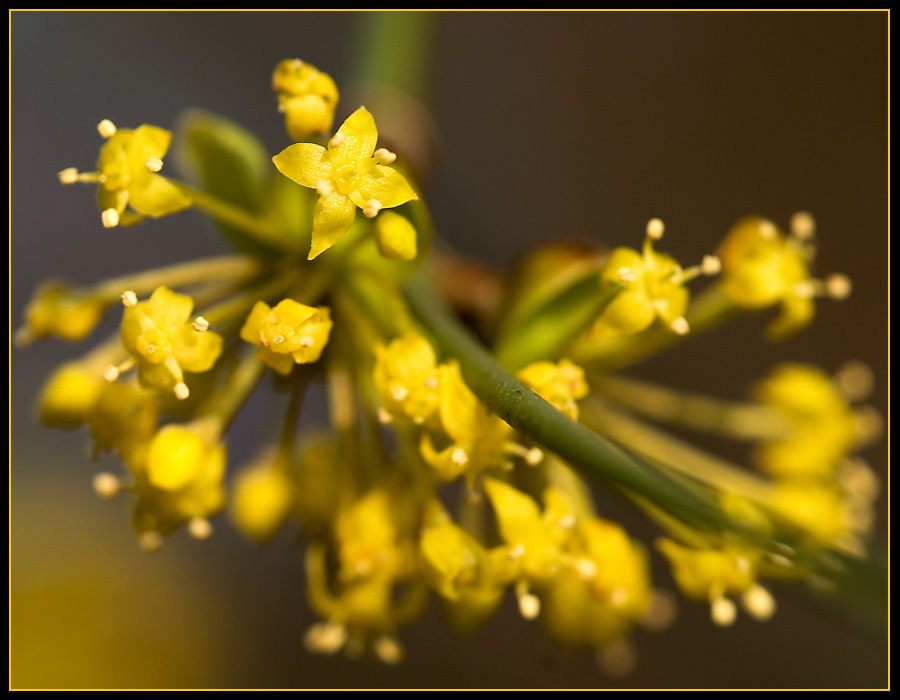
[130,124,173,162]
[272,142,330,188]
[355,165,418,209]
[128,173,192,217]
[174,325,224,373]
[239,301,273,345]
[308,193,357,260]
[330,107,378,167]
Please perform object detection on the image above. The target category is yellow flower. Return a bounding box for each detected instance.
[373,331,440,425]
[19,282,106,344]
[374,211,418,261]
[273,107,418,260]
[517,359,589,420]
[272,59,339,139]
[38,362,106,429]
[60,121,191,228]
[239,299,333,375]
[121,287,224,398]
[230,449,294,545]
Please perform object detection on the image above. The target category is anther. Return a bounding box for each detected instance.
[101,208,120,228]
[174,382,190,400]
[575,557,598,580]
[192,316,209,332]
[102,364,120,383]
[790,211,816,240]
[759,221,777,239]
[710,596,737,626]
[516,582,541,620]
[373,147,396,165]
[304,622,347,655]
[329,132,346,149]
[299,335,315,347]
[669,317,690,335]
[373,636,404,665]
[825,273,852,300]
[377,406,393,424]
[188,517,213,540]
[450,447,469,466]
[390,384,409,402]
[121,290,138,307]
[701,254,721,275]
[58,167,79,185]
[97,119,117,139]
[617,267,635,283]
[646,218,665,240]
[138,530,163,553]
[741,584,776,620]
[92,472,121,500]
[145,157,164,173]
[525,447,544,466]
[315,179,334,198]
[363,199,383,218]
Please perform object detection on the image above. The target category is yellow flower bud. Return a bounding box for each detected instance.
[373,331,439,424]
[146,424,213,491]
[231,456,294,544]
[517,358,588,420]
[38,362,105,429]
[272,59,339,139]
[21,282,106,344]
[374,211,418,261]
[239,299,333,375]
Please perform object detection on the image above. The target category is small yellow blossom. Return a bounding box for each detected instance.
[89,381,159,468]
[231,450,294,544]
[753,364,860,480]
[517,358,589,420]
[373,331,440,425]
[273,107,418,259]
[239,299,333,375]
[20,282,107,344]
[770,482,851,545]
[61,122,191,228]
[272,59,339,139]
[374,211,418,261]
[121,287,224,397]
[38,362,106,429]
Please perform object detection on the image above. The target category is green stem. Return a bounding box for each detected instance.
[402,270,727,534]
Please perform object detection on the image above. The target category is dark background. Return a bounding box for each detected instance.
[11,11,888,689]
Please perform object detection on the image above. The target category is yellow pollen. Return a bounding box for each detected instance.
[101,208,120,228]
[304,622,347,655]
[646,218,665,240]
[188,517,213,540]
[826,273,852,300]
[121,290,138,307]
[517,586,541,620]
[670,317,690,335]
[363,199,383,218]
[174,382,190,400]
[192,316,209,332]
[742,584,776,620]
[58,167,79,184]
[315,179,334,198]
[138,531,163,553]
[92,472,121,500]
[377,406,393,424]
[102,364,120,383]
[711,596,737,626]
[373,147,396,165]
[617,267,635,283]
[701,254,722,275]
[575,557,598,580]
[790,211,816,240]
[390,384,409,402]
[329,132,346,149]
[97,119,117,138]
[451,447,469,466]
[145,157,164,172]
[525,447,544,466]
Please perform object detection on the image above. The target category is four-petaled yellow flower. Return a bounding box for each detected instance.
[273,107,418,260]
[240,299,333,375]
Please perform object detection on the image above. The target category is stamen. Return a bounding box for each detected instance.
[188,517,213,540]
[304,622,347,655]
[825,273,852,300]
[138,530,163,553]
[790,211,816,240]
[710,596,737,626]
[793,280,817,299]
[363,199,383,218]
[759,220,777,239]
[373,636,404,665]
[525,447,544,466]
[329,132,346,149]
[145,157,163,172]
[192,316,209,332]
[617,267,635,284]
[121,290,138,307]
[515,582,541,620]
[377,406,393,424]
[450,447,469,466]
[101,208,120,228]
[646,218,665,240]
[97,119,117,138]
[58,167,79,184]
[390,384,409,402]
[174,382,191,400]
[741,584,776,620]
[575,557,598,580]
[373,147,396,165]
[669,316,690,335]
[315,179,334,198]
[103,356,135,383]
[701,254,722,275]
[92,472,121,500]
[299,335,315,347]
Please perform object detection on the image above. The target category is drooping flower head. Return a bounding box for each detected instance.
[273,107,418,260]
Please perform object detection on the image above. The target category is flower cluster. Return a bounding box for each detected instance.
[19,59,883,672]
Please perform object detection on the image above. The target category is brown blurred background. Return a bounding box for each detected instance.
[11,11,888,689]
